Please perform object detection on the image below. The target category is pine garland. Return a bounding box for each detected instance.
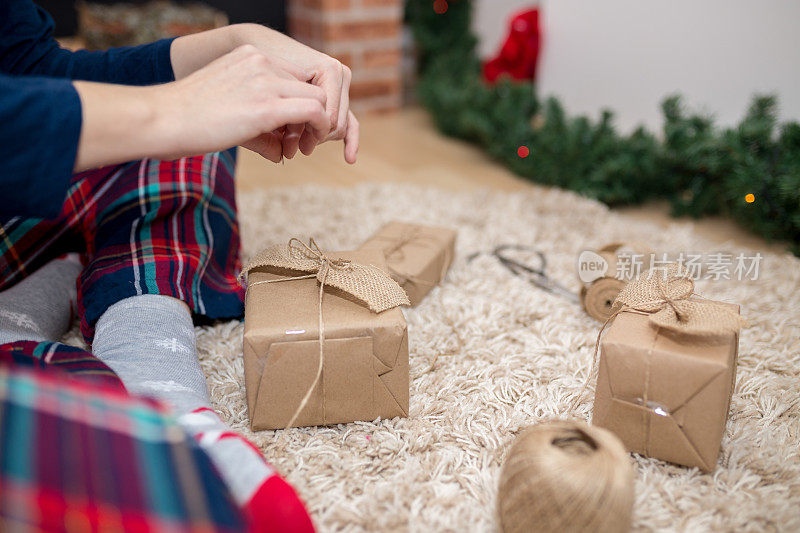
[406,0,800,255]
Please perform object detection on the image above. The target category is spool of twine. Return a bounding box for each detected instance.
[498,420,634,533]
[580,242,651,322]
[581,277,626,322]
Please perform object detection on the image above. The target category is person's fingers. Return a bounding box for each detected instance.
[343,111,359,164]
[261,131,284,163]
[316,60,344,136]
[264,98,328,136]
[321,64,351,143]
[282,123,303,159]
[270,82,328,140]
[298,128,317,156]
[333,65,352,140]
[265,134,285,163]
[274,80,327,108]
[242,131,284,163]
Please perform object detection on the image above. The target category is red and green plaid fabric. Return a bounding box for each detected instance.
[0,152,250,528]
[0,340,125,391]
[0,150,244,342]
[0,341,245,531]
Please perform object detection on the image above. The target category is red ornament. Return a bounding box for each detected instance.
[433,0,448,14]
[483,8,542,84]
[517,146,530,158]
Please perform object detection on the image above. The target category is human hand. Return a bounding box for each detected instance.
[155,45,330,163]
[229,24,360,163]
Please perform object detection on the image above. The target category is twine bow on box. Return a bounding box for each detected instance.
[613,263,745,335]
[573,263,745,412]
[369,227,453,289]
[239,238,409,430]
[379,228,426,264]
[240,238,409,313]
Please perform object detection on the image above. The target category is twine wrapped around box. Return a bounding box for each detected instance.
[240,239,409,430]
[360,222,456,306]
[590,263,744,471]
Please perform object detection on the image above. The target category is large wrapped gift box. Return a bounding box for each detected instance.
[243,248,409,430]
[592,300,739,472]
[360,221,456,306]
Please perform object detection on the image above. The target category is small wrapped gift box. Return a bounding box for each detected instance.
[360,222,456,306]
[591,267,743,472]
[242,241,410,430]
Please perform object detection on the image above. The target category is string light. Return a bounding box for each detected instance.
[745,193,755,203]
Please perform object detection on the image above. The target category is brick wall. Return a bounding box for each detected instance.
[288,0,404,113]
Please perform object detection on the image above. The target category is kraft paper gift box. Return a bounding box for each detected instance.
[242,244,410,431]
[591,272,741,472]
[360,221,456,306]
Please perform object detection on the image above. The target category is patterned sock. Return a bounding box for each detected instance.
[92,294,314,533]
[0,255,81,344]
[180,408,315,533]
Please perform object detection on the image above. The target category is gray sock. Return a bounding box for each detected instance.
[0,255,82,344]
[92,293,276,505]
[92,294,210,413]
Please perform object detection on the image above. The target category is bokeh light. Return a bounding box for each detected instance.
[517,146,530,158]
[745,193,755,203]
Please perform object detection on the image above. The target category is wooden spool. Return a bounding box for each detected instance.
[580,242,651,322]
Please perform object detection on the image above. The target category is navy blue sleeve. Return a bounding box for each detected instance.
[0,0,178,218]
[0,74,82,219]
[1,0,175,85]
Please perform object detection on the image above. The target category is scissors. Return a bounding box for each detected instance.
[469,244,579,303]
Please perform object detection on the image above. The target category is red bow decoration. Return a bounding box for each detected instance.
[483,8,542,84]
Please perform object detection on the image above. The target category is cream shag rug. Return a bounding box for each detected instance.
[197,184,799,532]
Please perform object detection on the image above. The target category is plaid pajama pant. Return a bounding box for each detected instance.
[0,341,245,531]
[0,150,245,342]
[0,152,251,529]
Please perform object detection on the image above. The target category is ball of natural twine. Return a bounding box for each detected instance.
[498,420,634,533]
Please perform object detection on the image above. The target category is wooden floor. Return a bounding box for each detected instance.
[236,108,787,254]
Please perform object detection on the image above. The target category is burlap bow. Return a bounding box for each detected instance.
[570,263,745,414]
[614,264,744,335]
[240,238,409,312]
[240,238,408,431]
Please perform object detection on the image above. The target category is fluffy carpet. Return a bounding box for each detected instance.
[196,183,798,532]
